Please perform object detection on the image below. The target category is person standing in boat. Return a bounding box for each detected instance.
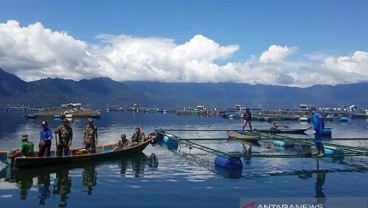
[311,106,325,156]
[242,108,253,131]
[39,121,53,157]
[55,119,73,156]
[131,127,145,145]
[83,118,98,153]
[8,134,35,158]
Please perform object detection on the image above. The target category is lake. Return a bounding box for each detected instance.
[0,111,367,208]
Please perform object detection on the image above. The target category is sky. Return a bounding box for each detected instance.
[0,0,368,87]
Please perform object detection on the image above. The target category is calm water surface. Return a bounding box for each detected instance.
[0,111,367,208]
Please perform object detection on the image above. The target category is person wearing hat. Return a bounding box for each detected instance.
[39,121,53,157]
[55,119,73,156]
[83,118,98,153]
[8,135,35,158]
[113,134,129,151]
[310,106,325,156]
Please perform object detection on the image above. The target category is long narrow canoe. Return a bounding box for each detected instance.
[227,130,261,146]
[1,137,155,168]
[227,130,260,141]
[254,128,310,134]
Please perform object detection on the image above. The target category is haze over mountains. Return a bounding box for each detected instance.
[0,68,367,109]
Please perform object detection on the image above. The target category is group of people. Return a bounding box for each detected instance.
[8,118,155,158]
[113,127,156,151]
[241,106,325,156]
[8,118,99,158]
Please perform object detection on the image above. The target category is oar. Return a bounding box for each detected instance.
[55,133,58,155]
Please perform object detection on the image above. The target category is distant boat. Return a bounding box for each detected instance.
[299,116,309,122]
[254,128,310,134]
[339,116,349,122]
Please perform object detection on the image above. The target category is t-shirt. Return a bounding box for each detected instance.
[20,141,35,157]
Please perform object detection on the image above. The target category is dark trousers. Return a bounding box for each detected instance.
[85,143,96,153]
[38,142,51,157]
[57,145,70,156]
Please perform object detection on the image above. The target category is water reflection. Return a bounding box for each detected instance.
[37,173,51,205]
[315,159,326,206]
[0,153,157,207]
[53,169,71,207]
[82,164,97,195]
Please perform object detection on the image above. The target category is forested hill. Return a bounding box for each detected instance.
[1,68,368,108]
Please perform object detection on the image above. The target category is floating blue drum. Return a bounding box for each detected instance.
[163,142,179,150]
[163,136,178,145]
[215,156,243,169]
[324,147,344,155]
[273,140,294,147]
[322,128,332,137]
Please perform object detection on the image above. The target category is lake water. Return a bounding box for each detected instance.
[0,111,367,208]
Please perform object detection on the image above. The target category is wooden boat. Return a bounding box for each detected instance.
[227,130,261,146]
[254,128,310,134]
[0,137,155,168]
[227,130,260,141]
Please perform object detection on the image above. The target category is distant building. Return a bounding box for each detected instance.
[299,104,308,109]
[61,103,82,109]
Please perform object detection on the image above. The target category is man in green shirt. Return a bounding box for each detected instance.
[8,134,35,158]
[131,127,145,145]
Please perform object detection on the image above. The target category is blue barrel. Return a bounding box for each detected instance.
[273,140,293,147]
[324,147,344,155]
[163,136,178,144]
[215,165,242,179]
[322,128,332,137]
[215,156,243,169]
[163,142,179,150]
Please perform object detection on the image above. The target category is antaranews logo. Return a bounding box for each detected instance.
[242,203,323,208]
[243,202,255,208]
[241,197,368,208]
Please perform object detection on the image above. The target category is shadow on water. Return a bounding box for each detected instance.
[0,152,159,207]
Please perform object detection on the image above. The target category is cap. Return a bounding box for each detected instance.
[21,134,28,140]
[121,134,126,138]
[310,106,316,111]
[42,121,48,126]
[88,118,93,122]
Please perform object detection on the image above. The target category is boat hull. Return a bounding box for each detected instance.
[255,128,309,134]
[6,138,153,168]
[227,130,261,146]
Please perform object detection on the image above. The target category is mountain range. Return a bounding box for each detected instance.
[1,68,367,109]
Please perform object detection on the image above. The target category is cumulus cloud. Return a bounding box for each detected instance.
[259,45,297,63]
[1,20,368,87]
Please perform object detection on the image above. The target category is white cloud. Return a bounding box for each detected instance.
[259,45,297,63]
[1,20,368,87]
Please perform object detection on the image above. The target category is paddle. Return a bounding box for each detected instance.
[55,133,58,155]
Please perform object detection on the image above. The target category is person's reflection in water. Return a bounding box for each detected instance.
[53,169,71,207]
[147,153,158,169]
[132,155,145,177]
[315,159,326,206]
[18,175,33,200]
[0,167,33,200]
[37,174,51,205]
[82,164,97,195]
[119,159,128,177]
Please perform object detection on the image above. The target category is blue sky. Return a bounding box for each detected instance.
[1,0,368,87]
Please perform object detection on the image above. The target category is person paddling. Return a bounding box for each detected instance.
[8,134,35,158]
